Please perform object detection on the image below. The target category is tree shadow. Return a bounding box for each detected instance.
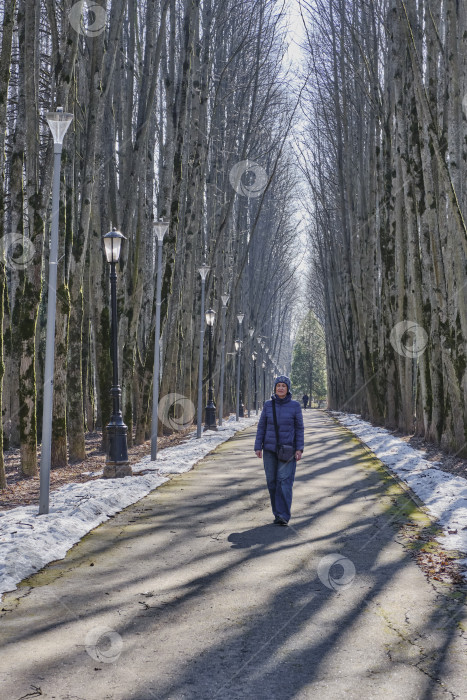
[1,414,467,699]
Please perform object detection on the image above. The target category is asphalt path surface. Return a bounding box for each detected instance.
[2,410,467,700]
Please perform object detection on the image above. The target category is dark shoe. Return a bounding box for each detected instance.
[277,517,288,526]
[273,516,282,524]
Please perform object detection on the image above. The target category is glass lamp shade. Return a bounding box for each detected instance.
[154,219,169,242]
[221,294,229,307]
[235,339,242,352]
[205,308,216,326]
[237,313,244,324]
[46,107,73,145]
[103,228,126,263]
[252,351,257,361]
[262,361,266,369]
[198,264,210,281]
[249,327,254,338]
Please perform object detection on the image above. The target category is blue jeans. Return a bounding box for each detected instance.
[263,449,296,522]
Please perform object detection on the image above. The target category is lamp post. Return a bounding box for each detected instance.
[262,360,266,405]
[204,308,217,430]
[235,339,243,421]
[197,264,210,438]
[252,351,258,415]
[150,219,169,460]
[259,339,265,409]
[218,294,229,426]
[237,313,244,417]
[39,107,73,515]
[265,346,270,400]
[247,327,254,417]
[102,229,131,478]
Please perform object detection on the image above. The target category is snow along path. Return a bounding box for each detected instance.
[0,415,258,601]
[332,412,467,559]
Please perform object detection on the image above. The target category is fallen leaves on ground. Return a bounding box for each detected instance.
[402,523,467,586]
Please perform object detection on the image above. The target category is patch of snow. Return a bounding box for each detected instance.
[332,412,467,561]
[0,415,258,601]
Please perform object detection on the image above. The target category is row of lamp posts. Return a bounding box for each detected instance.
[38,109,279,514]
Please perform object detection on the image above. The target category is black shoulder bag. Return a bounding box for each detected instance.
[272,399,295,462]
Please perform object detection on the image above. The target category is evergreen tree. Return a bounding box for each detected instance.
[291,312,326,404]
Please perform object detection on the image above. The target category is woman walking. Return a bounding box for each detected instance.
[254,375,304,525]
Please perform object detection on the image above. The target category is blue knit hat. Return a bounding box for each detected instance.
[274,375,291,392]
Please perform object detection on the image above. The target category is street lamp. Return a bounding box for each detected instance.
[262,360,266,405]
[218,294,229,426]
[235,339,243,421]
[102,228,131,478]
[197,263,210,438]
[150,219,169,460]
[252,351,258,415]
[39,107,73,515]
[247,327,254,417]
[204,308,217,430]
[237,314,244,418]
[258,339,266,409]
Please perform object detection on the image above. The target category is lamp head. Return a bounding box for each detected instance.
[198,264,210,281]
[46,107,73,145]
[252,351,257,361]
[237,313,244,325]
[221,294,229,307]
[235,339,243,352]
[103,228,126,263]
[248,327,254,338]
[205,308,216,326]
[154,219,169,242]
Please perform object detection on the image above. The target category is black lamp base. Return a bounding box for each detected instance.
[104,464,132,478]
[104,419,131,478]
[204,403,218,431]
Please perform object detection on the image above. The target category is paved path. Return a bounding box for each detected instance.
[2,411,467,700]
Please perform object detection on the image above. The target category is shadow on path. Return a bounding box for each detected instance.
[2,410,467,700]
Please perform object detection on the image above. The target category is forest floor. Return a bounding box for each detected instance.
[0,429,193,511]
[403,433,467,480]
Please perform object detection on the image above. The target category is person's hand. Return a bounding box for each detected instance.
[295,450,303,461]
[255,450,262,458]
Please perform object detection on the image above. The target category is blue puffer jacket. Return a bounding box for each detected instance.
[254,393,304,453]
